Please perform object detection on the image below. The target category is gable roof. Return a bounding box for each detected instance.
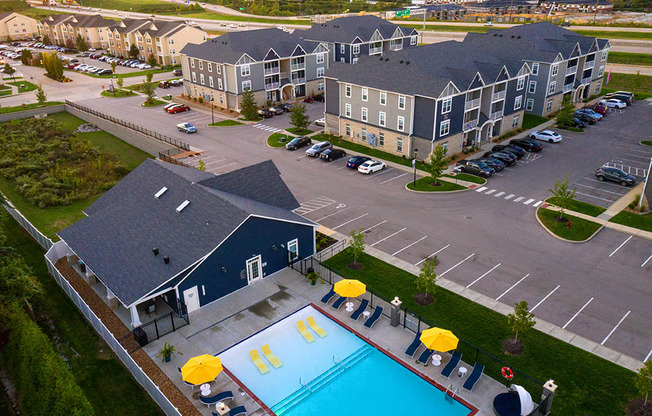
[299,15,416,44]
[58,159,312,307]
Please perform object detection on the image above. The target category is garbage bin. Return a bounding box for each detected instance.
[133,326,148,347]
[306,266,314,275]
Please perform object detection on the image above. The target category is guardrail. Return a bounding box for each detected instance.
[65,100,190,151]
[490,109,504,120]
[582,77,592,85]
[565,66,577,76]
[563,83,573,93]
[264,67,279,75]
[265,82,280,90]
[463,119,479,131]
[584,61,595,70]
[465,98,481,111]
[492,90,506,102]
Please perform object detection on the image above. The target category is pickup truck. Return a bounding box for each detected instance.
[455,159,494,178]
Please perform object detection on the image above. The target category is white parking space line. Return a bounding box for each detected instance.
[601,310,631,345]
[645,349,652,362]
[609,235,633,257]
[336,166,348,171]
[315,207,350,222]
[642,254,652,268]
[530,285,560,312]
[504,194,515,200]
[332,213,369,230]
[364,168,394,180]
[523,198,535,205]
[415,244,451,266]
[208,162,237,171]
[622,153,651,160]
[562,297,594,329]
[513,197,525,202]
[575,192,617,203]
[370,227,407,247]
[533,201,543,207]
[466,263,501,288]
[380,172,409,184]
[197,154,223,162]
[575,183,628,196]
[440,253,475,277]
[392,235,428,256]
[495,274,530,301]
[485,189,496,195]
[364,220,387,233]
[204,159,228,166]
[494,191,505,198]
[583,178,631,188]
[476,187,488,192]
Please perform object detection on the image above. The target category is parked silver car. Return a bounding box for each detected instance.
[305,141,332,157]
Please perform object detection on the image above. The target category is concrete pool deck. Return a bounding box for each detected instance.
[144,268,509,416]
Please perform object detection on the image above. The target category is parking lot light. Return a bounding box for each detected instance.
[413,149,419,187]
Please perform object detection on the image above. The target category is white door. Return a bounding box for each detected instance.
[183,286,200,314]
[246,255,263,284]
[287,239,299,264]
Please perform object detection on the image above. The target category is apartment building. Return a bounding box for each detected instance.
[464,22,609,116]
[324,41,530,159]
[106,19,206,66]
[39,14,114,49]
[299,15,418,64]
[0,12,39,41]
[180,28,329,110]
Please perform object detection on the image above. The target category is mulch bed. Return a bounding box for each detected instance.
[627,398,652,416]
[414,293,434,306]
[503,338,524,356]
[54,259,201,416]
[347,262,363,270]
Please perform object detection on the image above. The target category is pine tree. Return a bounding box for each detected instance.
[129,44,139,59]
[35,84,47,105]
[240,88,258,121]
[75,34,88,52]
[290,103,310,131]
[147,54,158,67]
[428,143,449,185]
[556,97,575,127]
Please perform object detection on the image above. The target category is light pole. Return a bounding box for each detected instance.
[413,148,419,187]
[211,93,215,125]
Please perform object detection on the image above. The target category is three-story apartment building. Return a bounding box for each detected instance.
[180,29,329,110]
[299,15,419,64]
[464,22,609,116]
[39,14,114,49]
[0,12,39,41]
[324,40,530,159]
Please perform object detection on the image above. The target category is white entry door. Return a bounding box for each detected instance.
[287,239,299,264]
[246,255,263,284]
[183,286,200,314]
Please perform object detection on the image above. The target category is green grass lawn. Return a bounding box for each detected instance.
[545,197,606,217]
[0,101,64,114]
[286,127,312,135]
[88,68,174,79]
[324,248,638,416]
[401,24,490,33]
[101,89,137,98]
[537,207,602,241]
[1,214,163,416]
[141,99,166,107]
[574,29,652,40]
[603,73,652,95]
[522,113,549,130]
[407,176,466,191]
[209,119,243,126]
[443,173,486,184]
[0,89,11,97]
[267,132,294,147]
[608,52,652,66]
[641,141,652,147]
[8,80,37,92]
[609,210,652,232]
[179,12,310,25]
[557,125,584,132]
[602,87,652,100]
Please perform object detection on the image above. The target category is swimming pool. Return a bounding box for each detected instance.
[218,305,473,415]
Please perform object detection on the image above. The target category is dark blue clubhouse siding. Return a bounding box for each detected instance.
[435,94,465,141]
[504,78,522,116]
[413,96,436,140]
[178,216,314,308]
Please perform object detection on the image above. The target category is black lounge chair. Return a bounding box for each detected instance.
[405,332,422,358]
[350,299,369,320]
[417,347,434,365]
[363,306,383,328]
[440,351,462,379]
[178,367,197,390]
[320,285,336,304]
[229,405,247,416]
[462,363,484,392]
[331,296,347,310]
[200,390,233,408]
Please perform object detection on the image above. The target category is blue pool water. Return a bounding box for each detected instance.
[218,305,471,416]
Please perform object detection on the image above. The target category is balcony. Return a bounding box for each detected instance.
[584,60,595,69]
[264,66,279,75]
[562,83,573,93]
[291,77,306,85]
[463,119,479,131]
[582,77,592,85]
[465,98,481,111]
[369,46,382,55]
[265,82,280,90]
[565,65,577,76]
[490,109,504,120]
[291,62,305,71]
[492,90,506,102]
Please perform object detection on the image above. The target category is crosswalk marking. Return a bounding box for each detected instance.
[485,189,496,195]
[474,187,542,209]
[504,194,515,200]
[514,196,525,202]
[533,201,543,207]
[293,196,336,215]
[253,124,282,133]
[494,191,505,197]
[523,198,535,205]
[476,186,488,192]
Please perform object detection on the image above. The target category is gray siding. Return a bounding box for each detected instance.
[340,83,412,133]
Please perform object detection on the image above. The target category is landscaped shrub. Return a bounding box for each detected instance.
[0,118,128,207]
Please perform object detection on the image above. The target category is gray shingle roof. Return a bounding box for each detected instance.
[58,159,312,307]
[299,15,416,44]
[180,29,322,64]
[69,14,115,28]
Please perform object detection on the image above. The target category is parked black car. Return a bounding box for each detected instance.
[285,136,311,150]
[346,156,371,169]
[510,138,543,152]
[456,159,494,178]
[278,103,294,112]
[574,112,596,124]
[258,109,273,118]
[595,166,637,186]
[268,106,284,115]
[313,94,325,102]
[320,148,346,161]
[478,157,505,172]
[483,151,517,166]
[571,117,587,128]
[492,144,525,158]
[173,69,182,76]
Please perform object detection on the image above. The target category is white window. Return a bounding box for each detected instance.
[317,67,324,77]
[379,131,384,146]
[218,78,223,90]
[361,128,367,141]
[190,58,195,68]
[345,124,351,136]
[601,51,607,61]
[208,63,212,72]
[200,73,205,85]
[317,53,325,64]
[598,66,604,77]
[352,44,360,55]
[192,72,197,82]
[397,116,405,132]
[362,88,368,101]
[199,60,203,70]
[439,119,450,136]
[546,100,553,111]
[379,111,386,127]
[514,95,522,110]
[241,64,250,76]
[441,97,452,114]
[345,84,351,98]
[595,81,602,92]
[512,115,520,128]
[397,137,402,152]
[318,82,324,91]
[528,81,537,93]
[242,80,251,91]
[345,103,351,117]
[551,64,559,76]
[361,107,368,122]
[217,65,221,74]
[380,91,386,105]
[548,81,556,95]
[410,35,417,45]
[532,62,539,75]
[352,57,358,64]
[209,76,214,87]
[517,77,525,90]
[526,98,534,111]
[398,95,405,110]
[340,44,345,54]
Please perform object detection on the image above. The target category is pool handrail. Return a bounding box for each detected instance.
[297,320,316,343]
[261,344,283,368]
[307,316,327,337]
[441,351,462,379]
[363,306,383,328]
[249,349,271,374]
[350,299,369,321]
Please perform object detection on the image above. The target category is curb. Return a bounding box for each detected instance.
[404,182,470,194]
[265,131,297,150]
[535,206,604,243]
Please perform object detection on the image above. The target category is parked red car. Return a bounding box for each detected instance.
[304,96,314,103]
[168,105,190,114]
[589,103,608,116]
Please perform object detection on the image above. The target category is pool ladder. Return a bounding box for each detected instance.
[332,354,345,369]
[444,384,458,402]
[299,377,312,393]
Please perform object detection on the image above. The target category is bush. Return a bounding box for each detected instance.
[198,97,203,104]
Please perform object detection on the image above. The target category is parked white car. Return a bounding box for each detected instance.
[600,98,626,109]
[314,118,326,127]
[358,160,387,174]
[529,130,562,143]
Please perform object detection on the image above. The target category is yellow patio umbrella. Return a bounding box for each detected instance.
[181,354,223,385]
[420,327,459,352]
[334,279,366,298]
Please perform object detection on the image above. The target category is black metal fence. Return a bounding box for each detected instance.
[158,150,192,167]
[65,100,191,151]
[119,311,189,353]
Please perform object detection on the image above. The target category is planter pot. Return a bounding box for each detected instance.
[164,356,171,362]
[310,280,316,286]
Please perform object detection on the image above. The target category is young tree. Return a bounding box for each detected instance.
[147,53,158,67]
[20,49,31,65]
[110,61,117,74]
[142,82,156,105]
[348,227,365,266]
[415,257,438,304]
[116,76,124,91]
[240,87,258,120]
[197,159,206,172]
[75,34,88,52]
[64,38,75,50]
[290,103,310,131]
[556,97,575,127]
[42,34,51,46]
[3,63,15,81]
[35,84,47,105]
[428,143,450,185]
[631,70,642,92]
[548,176,577,219]
[635,360,652,405]
[507,301,536,342]
[146,71,154,84]
[129,44,139,59]
[42,52,63,81]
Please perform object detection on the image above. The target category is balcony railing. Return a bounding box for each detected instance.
[490,109,504,120]
[565,66,577,76]
[264,66,279,75]
[492,90,506,101]
[562,83,573,93]
[463,119,479,131]
[369,46,382,55]
[465,98,481,111]
[291,77,306,85]
[265,82,280,90]
[582,77,592,85]
[584,60,594,69]
[291,62,305,71]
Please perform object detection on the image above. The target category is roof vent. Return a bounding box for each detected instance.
[493,34,497,37]
[163,256,170,264]
[153,247,159,256]
[511,35,515,38]
[517,36,521,39]
[406,61,410,65]
[379,57,383,61]
[176,200,191,212]
[384,58,389,61]
[399,60,404,64]
[154,186,168,199]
